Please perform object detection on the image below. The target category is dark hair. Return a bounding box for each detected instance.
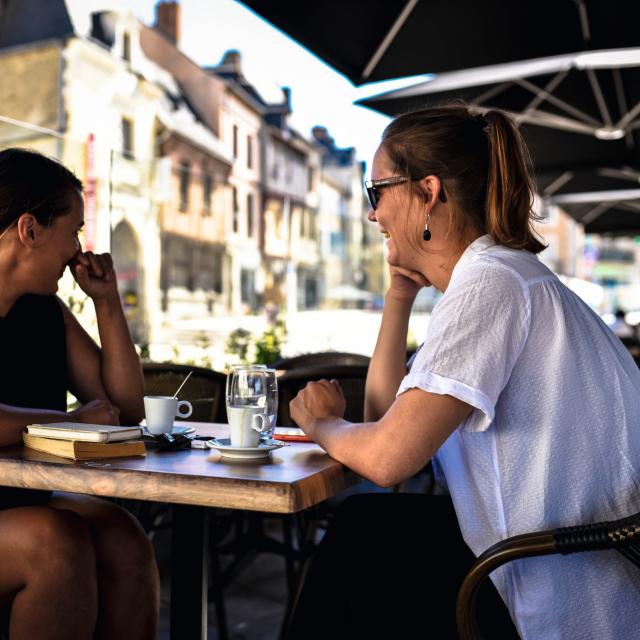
[0,148,83,234]
[381,105,545,254]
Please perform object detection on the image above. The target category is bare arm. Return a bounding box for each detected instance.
[292,381,472,488]
[0,405,70,446]
[365,266,431,421]
[66,250,144,424]
[0,398,120,447]
[364,295,413,421]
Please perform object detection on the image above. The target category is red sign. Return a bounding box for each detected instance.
[84,133,97,251]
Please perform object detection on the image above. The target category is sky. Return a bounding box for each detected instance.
[113,0,429,171]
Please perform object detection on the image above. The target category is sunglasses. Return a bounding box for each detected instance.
[365,176,407,210]
[365,176,446,210]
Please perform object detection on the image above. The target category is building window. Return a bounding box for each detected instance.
[122,32,131,62]
[202,174,213,216]
[178,161,190,212]
[309,210,317,240]
[232,186,239,232]
[232,125,238,158]
[240,268,255,307]
[212,252,223,294]
[285,155,292,183]
[247,135,253,169]
[121,118,134,159]
[247,193,254,237]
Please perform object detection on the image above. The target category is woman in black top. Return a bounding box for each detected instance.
[0,149,158,639]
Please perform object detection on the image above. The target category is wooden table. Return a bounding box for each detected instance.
[0,422,359,639]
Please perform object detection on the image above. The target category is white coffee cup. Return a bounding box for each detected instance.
[144,395,193,435]
[227,405,270,447]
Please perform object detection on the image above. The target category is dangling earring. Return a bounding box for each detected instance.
[423,213,431,241]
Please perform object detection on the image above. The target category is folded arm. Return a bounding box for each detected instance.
[292,381,471,488]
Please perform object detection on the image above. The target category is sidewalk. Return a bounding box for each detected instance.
[156,515,289,640]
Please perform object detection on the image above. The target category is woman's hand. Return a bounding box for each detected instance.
[70,398,120,425]
[71,251,119,302]
[387,265,431,303]
[290,379,346,436]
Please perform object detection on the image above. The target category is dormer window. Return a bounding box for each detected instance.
[121,117,134,159]
[122,32,131,63]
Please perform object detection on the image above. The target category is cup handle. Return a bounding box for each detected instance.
[251,413,269,433]
[176,400,193,419]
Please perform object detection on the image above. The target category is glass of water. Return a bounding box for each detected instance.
[226,365,278,441]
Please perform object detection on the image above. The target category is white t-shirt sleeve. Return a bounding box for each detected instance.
[397,259,531,431]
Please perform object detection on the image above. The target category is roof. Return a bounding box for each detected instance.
[0,0,74,48]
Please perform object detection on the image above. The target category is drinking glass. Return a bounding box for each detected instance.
[262,368,278,441]
[226,365,278,443]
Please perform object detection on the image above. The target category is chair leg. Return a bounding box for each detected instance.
[282,516,297,597]
[210,544,229,640]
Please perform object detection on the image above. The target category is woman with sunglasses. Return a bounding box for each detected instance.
[287,106,640,639]
[0,148,158,638]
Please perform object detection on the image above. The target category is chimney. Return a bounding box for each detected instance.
[281,87,292,114]
[220,50,242,74]
[155,1,180,46]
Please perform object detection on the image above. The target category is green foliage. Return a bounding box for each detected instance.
[253,326,282,365]
[137,342,150,361]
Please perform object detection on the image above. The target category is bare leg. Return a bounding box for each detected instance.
[0,506,97,640]
[49,494,159,640]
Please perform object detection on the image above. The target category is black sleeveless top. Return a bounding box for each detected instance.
[0,294,68,508]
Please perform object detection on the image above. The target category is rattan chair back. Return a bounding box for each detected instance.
[142,362,227,423]
[273,352,370,370]
[277,363,369,426]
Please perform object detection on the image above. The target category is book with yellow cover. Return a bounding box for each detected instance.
[23,432,146,461]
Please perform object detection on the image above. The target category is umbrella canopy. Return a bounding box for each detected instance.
[358,50,640,233]
[550,191,640,236]
[240,0,640,85]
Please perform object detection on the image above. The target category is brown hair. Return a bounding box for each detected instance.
[381,105,545,253]
[0,147,83,235]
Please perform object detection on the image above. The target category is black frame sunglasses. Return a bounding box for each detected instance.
[365,176,446,210]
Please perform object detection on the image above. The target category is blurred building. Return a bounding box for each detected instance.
[312,126,376,307]
[0,0,169,343]
[138,7,234,321]
[534,199,586,279]
[0,0,387,360]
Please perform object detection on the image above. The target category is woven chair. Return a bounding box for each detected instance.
[456,511,640,640]
[273,352,370,371]
[142,362,227,423]
[277,363,369,426]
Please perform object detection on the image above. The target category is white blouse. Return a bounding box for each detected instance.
[398,235,640,639]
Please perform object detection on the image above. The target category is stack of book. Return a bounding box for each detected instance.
[23,422,146,460]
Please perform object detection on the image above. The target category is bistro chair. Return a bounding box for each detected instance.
[142,362,227,423]
[277,363,369,426]
[456,510,640,639]
[273,352,370,371]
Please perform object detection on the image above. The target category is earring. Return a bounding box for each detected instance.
[423,213,431,241]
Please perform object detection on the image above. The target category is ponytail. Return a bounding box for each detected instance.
[484,110,545,253]
[382,105,546,255]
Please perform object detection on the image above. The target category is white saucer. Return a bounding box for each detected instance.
[206,438,285,460]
